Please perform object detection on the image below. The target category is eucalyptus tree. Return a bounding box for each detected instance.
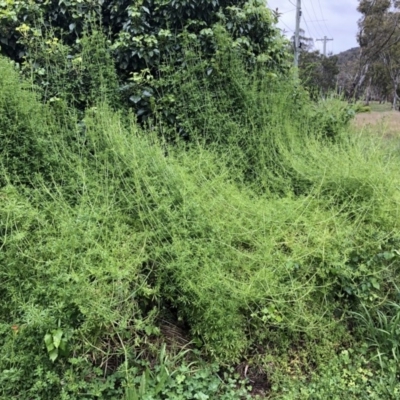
[354,0,400,104]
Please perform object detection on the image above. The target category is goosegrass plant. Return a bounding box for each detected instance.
[153,37,359,197]
[1,29,400,399]
[16,23,120,111]
[0,56,60,187]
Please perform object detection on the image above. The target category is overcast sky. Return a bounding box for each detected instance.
[266,0,360,54]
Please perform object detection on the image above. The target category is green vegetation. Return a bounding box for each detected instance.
[1,6,400,399]
[0,0,290,118]
[369,102,393,113]
[351,0,400,107]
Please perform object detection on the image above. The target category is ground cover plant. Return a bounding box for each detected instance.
[1,25,400,400]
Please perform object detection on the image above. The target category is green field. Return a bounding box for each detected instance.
[369,101,393,113]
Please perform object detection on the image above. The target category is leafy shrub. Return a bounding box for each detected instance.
[16,26,120,111]
[0,0,290,118]
[307,97,355,140]
[0,0,289,72]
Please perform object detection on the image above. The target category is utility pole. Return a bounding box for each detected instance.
[316,36,334,56]
[294,0,302,68]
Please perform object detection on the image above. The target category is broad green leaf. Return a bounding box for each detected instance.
[52,329,63,349]
[44,333,53,347]
[49,349,58,362]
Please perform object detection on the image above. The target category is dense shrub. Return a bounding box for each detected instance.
[1,30,400,398]
[153,40,357,194]
[0,0,289,71]
[0,0,290,119]
[0,57,58,185]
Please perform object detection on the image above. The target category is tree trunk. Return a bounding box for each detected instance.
[364,77,372,105]
[393,80,398,110]
[350,63,369,100]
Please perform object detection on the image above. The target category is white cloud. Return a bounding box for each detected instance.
[266,0,360,54]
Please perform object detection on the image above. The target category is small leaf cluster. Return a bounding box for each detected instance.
[273,349,400,399]
[44,329,72,362]
[125,354,253,400]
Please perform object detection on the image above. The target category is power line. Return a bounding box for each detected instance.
[315,1,334,54]
[306,0,327,38]
[289,0,319,47]
[317,0,333,37]
[282,8,296,14]
[289,0,334,55]
[302,5,322,40]
[280,19,294,33]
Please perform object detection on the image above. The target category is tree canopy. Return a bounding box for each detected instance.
[352,0,400,106]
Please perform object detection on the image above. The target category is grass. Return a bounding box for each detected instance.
[354,108,400,139]
[1,33,400,399]
[369,101,393,113]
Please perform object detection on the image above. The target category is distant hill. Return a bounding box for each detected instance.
[337,47,360,67]
[336,47,361,95]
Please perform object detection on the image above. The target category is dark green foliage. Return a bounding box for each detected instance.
[0,57,57,186]
[299,51,339,96]
[17,27,120,111]
[0,0,288,71]
[124,350,253,400]
[104,0,288,73]
[0,0,290,120]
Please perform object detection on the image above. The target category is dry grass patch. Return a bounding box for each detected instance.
[354,110,400,138]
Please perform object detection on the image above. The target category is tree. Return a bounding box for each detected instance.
[289,28,339,95]
[298,51,339,95]
[381,45,400,108]
[353,0,400,101]
[294,28,338,96]
[336,48,361,97]
[366,60,392,103]
[0,0,291,117]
